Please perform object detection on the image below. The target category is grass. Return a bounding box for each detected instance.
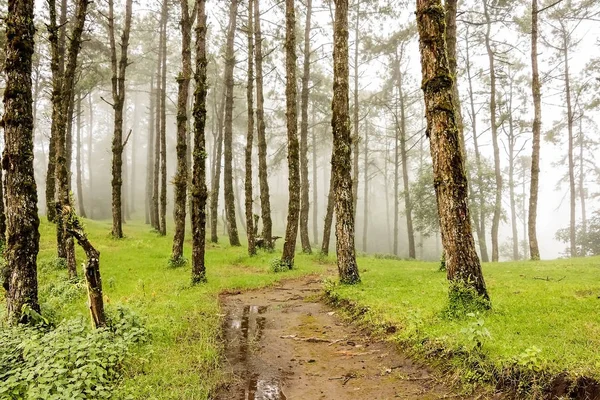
[26,218,324,399]
[325,256,600,395]
[3,218,600,398]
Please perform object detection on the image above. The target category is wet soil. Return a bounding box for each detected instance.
[215,275,480,400]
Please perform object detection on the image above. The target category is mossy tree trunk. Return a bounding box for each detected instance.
[254,0,273,249]
[245,0,256,256]
[281,0,301,268]
[2,0,41,324]
[332,0,360,284]
[191,0,208,284]
[171,0,195,262]
[223,0,240,246]
[416,0,489,300]
[528,0,541,260]
[299,0,313,254]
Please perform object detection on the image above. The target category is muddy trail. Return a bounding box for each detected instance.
[215,275,483,400]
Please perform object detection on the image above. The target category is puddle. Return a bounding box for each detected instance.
[220,304,286,400]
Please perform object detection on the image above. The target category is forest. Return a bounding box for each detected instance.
[0,0,599,398]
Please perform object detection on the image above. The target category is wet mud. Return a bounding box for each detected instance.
[215,276,481,400]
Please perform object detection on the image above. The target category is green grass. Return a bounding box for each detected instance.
[325,256,600,394]
[30,218,324,399]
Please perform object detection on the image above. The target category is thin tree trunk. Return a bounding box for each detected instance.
[507,79,519,261]
[281,0,301,267]
[321,150,335,256]
[159,0,168,236]
[191,0,208,283]
[299,0,312,254]
[109,0,133,238]
[146,77,155,225]
[483,0,502,262]
[562,29,576,258]
[351,0,360,220]
[393,68,399,256]
[416,0,489,300]
[87,94,94,218]
[210,125,223,242]
[398,70,415,259]
[578,117,586,252]
[362,120,368,252]
[332,0,360,284]
[222,0,241,246]
[152,33,162,231]
[528,0,541,260]
[245,0,256,256]
[76,93,86,218]
[0,168,5,242]
[254,0,273,249]
[171,0,194,262]
[2,0,41,324]
[311,107,318,245]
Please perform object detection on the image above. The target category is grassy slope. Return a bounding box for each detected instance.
[33,219,323,399]
[328,256,600,388]
[8,219,600,397]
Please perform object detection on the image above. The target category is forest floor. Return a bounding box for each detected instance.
[215,275,480,400]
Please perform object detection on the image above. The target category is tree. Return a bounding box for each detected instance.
[171,0,195,263]
[332,0,360,284]
[416,0,489,300]
[2,0,41,324]
[244,0,256,256]
[223,0,241,246]
[75,93,87,218]
[254,0,273,249]
[299,0,313,254]
[108,0,133,239]
[191,0,208,284]
[159,0,168,236]
[281,0,301,268]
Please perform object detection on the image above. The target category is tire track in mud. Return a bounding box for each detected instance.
[215,275,483,400]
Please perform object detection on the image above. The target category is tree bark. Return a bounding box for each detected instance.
[416,0,489,299]
[528,0,541,260]
[0,169,5,242]
[146,76,155,225]
[311,107,319,245]
[222,0,241,246]
[76,93,86,218]
[332,0,360,283]
[281,0,301,267]
[87,94,94,218]
[245,0,256,256]
[64,207,106,328]
[109,0,133,239]
[254,0,273,249]
[171,0,194,262]
[152,26,162,232]
[562,26,576,258]
[362,120,368,253]
[398,70,415,259]
[321,150,335,256]
[578,117,586,252]
[191,0,208,284]
[299,0,313,254]
[483,0,502,263]
[159,0,168,236]
[351,0,360,220]
[2,0,41,324]
[209,117,223,243]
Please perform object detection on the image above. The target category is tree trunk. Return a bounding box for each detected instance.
[311,107,318,245]
[245,0,256,256]
[87,94,94,218]
[171,0,194,262]
[393,67,399,256]
[578,117,586,253]
[362,120,369,253]
[109,0,133,239]
[483,0,502,263]
[351,0,360,220]
[281,0,301,267]
[146,76,155,225]
[321,150,335,256]
[159,0,168,236]
[0,169,5,242]
[507,78,519,261]
[465,28,489,262]
[152,29,162,232]
[254,0,273,249]
[76,93,86,218]
[222,0,241,246]
[562,29,576,258]
[332,0,360,284]
[398,71,415,259]
[528,0,541,260]
[299,0,312,254]
[2,0,41,324]
[416,0,489,300]
[210,124,223,243]
[191,0,208,284]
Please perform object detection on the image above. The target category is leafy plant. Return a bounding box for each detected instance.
[460,312,491,350]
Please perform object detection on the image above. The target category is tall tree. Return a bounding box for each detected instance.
[2,0,41,324]
[152,12,163,232]
[351,0,361,219]
[222,0,241,246]
[171,0,195,263]
[146,76,155,225]
[254,0,273,249]
[528,0,541,260]
[159,0,168,236]
[191,0,208,284]
[416,0,489,300]
[299,0,313,254]
[245,0,256,256]
[281,0,301,267]
[332,0,360,284]
[75,93,86,218]
[109,0,133,239]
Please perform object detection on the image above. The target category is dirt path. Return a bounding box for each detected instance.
[216,275,478,400]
